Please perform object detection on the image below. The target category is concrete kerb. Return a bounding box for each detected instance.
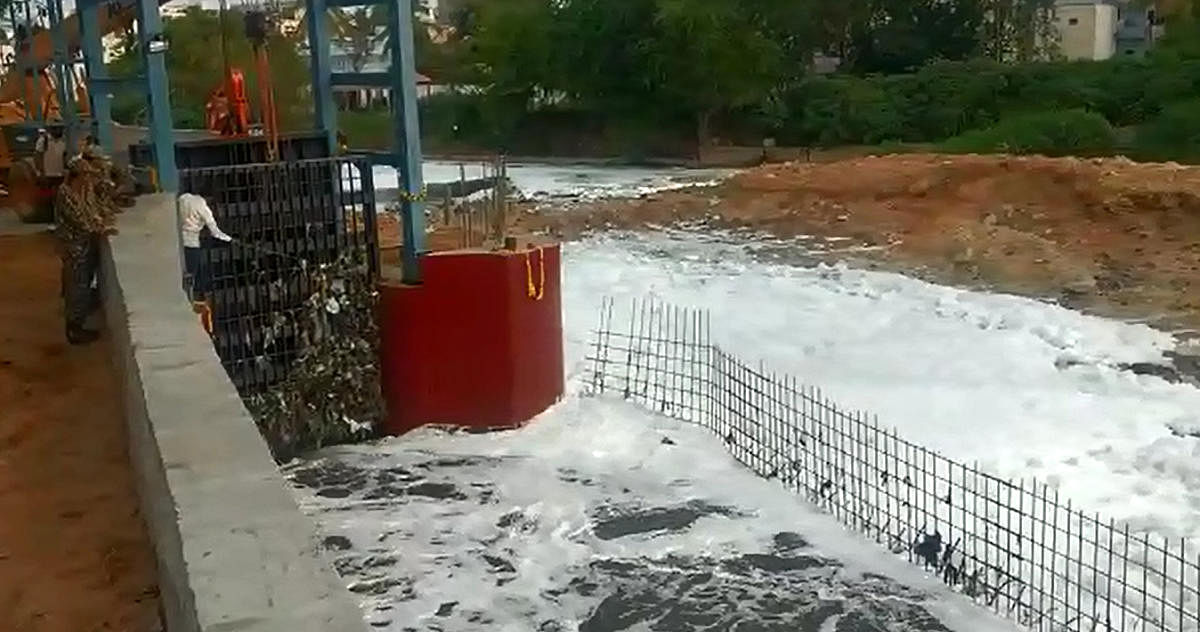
[101,193,367,632]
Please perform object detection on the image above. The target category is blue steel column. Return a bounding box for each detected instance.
[136,0,177,191]
[48,0,79,148]
[385,0,426,283]
[305,0,336,153]
[78,0,113,152]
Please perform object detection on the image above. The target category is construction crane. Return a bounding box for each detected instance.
[203,3,279,162]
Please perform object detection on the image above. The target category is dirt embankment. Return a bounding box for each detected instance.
[505,153,1200,336]
[0,233,161,632]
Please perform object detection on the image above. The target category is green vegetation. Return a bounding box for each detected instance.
[399,0,1200,162]
[98,0,1200,163]
[108,6,314,131]
[1136,99,1200,162]
[940,110,1117,157]
[338,108,393,149]
[105,3,441,133]
[767,57,1200,148]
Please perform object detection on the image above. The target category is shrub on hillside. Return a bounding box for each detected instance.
[902,59,1011,139]
[1004,59,1198,127]
[1135,100,1200,163]
[777,74,911,146]
[940,110,1117,157]
[764,57,1200,150]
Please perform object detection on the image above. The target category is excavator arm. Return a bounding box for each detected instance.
[0,0,173,106]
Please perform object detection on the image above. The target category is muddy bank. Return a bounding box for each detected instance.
[505,154,1200,333]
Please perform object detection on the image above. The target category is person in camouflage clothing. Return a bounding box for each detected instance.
[56,149,120,345]
[83,138,136,207]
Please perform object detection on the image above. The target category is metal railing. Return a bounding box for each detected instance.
[586,296,1200,632]
[428,157,509,249]
[179,157,379,394]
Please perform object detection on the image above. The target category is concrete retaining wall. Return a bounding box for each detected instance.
[101,193,367,632]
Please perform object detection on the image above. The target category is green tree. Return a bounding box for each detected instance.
[978,0,1059,62]
[457,0,557,140]
[332,8,384,72]
[110,6,313,130]
[812,0,870,61]
[648,0,786,151]
[847,0,986,73]
[553,0,658,117]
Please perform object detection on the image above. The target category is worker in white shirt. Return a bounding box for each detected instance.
[36,127,67,182]
[178,192,234,302]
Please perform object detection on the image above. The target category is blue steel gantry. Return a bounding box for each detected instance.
[10,0,426,268]
[306,0,427,283]
[8,0,177,190]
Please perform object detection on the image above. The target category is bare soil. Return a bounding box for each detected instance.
[500,153,1200,337]
[0,232,161,632]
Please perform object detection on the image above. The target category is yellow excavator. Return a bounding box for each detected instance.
[1,1,151,222]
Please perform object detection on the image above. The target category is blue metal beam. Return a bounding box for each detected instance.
[330,72,390,88]
[136,0,177,191]
[312,0,426,280]
[306,0,336,154]
[385,0,427,282]
[78,0,113,152]
[48,0,80,149]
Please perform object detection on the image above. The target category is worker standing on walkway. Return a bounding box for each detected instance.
[55,151,117,345]
[178,192,233,304]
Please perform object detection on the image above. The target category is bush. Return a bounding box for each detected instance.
[420,92,491,144]
[940,109,1117,157]
[312,56,1200,159]
[903,59,1010,139]
[778,74,911,146]
[764,56,1200,152]
[1135,99,1200,163]
[337,109,394,150]
[335,94,494,151]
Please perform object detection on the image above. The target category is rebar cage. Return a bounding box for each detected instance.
[179,157,379,394]
[586,296,1200,632]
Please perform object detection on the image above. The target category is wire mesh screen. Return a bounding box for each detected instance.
[179,157,379,394]
[586,296,1200,632]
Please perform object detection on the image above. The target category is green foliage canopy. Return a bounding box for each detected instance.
[108,5,313,130]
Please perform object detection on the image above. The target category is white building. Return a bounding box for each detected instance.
[1055,0,1163,61]
[328,35,446,109]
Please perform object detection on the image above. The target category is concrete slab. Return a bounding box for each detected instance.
[101,193,367,632]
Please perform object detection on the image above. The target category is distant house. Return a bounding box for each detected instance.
[1055,0,1163,61]
[329,36,448,109]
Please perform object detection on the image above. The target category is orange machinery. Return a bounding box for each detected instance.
[0,0,166,221]
[2,67,91,222]
[203,8,279,161]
